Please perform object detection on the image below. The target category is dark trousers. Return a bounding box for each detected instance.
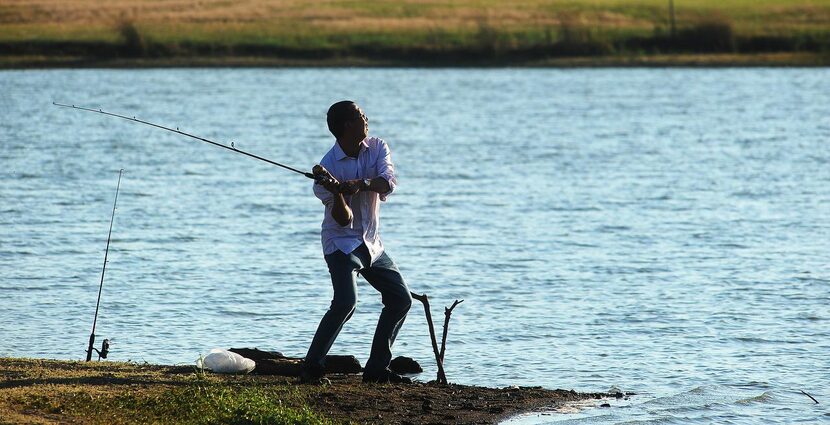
[304,244,412,375]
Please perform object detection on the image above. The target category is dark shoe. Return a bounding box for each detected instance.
[298,364,325,384]
[362,370,412,384]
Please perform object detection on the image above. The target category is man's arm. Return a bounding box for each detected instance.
[365,177,391,194]
[313,165,353,227]
[339,139,397,197]
[329,192,353,227]
[340,177,390,196]
[373,139,397,200]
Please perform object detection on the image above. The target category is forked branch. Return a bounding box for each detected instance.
[410,292,463,385]
[410,292,447,384]
[440,300,464,363]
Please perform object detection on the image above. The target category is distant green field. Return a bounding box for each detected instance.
[1,0,829,65]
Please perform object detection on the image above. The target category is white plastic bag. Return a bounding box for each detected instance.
[197,348,256,374]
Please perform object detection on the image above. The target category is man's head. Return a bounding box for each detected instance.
[327,100,368,142]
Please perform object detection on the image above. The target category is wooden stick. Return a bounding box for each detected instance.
[801,390,819,404]
[410,292,447,385]
[439,300,463,363]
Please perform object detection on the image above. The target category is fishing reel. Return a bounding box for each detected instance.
[86,337,110,361]
[311,165,335,185]
[95,339,110,360]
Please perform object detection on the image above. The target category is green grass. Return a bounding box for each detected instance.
[1,0,829,65]
[10,384,331,425]
[0,358,333,425]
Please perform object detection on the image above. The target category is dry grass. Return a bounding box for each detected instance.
[1,0,828,43]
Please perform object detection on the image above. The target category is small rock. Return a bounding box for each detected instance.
[390,356,422,374]
[600,403,611,408]
[324,355,362,373]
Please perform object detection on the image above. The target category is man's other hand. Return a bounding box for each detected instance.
[313,165,341,194]
[339,179,363,196]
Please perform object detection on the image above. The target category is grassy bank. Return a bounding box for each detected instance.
[1,0,829,67]
[0,358,329,425]
[0,357,612,424]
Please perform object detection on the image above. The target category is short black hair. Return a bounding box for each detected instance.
[327,100,357,138]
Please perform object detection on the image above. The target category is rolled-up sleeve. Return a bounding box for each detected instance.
[313,180,333,206]
[375,139,397,201]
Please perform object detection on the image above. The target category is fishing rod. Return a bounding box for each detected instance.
[86,169,123,362]
[53,102,316,180]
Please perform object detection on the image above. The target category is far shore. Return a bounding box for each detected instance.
[2,52,829,69]
[3,0,828,71]
[0,357,621,424]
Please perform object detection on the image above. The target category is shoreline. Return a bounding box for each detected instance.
[0,357,620,424]
[2,52,829,70]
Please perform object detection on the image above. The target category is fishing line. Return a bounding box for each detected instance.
[53,102,317,180]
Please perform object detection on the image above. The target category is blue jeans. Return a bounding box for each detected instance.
[304,244,412,375]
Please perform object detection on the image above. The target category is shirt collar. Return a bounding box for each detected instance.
[333,139,368,161]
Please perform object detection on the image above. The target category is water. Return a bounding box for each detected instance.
[1,68,828,424]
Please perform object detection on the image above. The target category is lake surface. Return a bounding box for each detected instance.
[1,68,828,424]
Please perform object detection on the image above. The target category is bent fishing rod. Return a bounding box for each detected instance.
[86,169,123,362]
[53,102,316,180]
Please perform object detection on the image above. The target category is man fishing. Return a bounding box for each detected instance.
[301,100,412,384]
[53,101,412,382]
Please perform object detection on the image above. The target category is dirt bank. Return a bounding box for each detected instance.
[0,357,621,424]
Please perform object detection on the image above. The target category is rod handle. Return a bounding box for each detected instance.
[85,333,95,362]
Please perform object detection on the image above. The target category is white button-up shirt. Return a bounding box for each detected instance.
[313,137,397,263]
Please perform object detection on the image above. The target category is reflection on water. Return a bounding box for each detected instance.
[1,68,829,424]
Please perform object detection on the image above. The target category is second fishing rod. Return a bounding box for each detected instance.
[53,102,339,186]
